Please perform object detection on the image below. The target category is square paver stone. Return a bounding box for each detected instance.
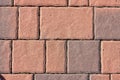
[68,40,100,73]
[95,8,120,39]
[12,40,45,73]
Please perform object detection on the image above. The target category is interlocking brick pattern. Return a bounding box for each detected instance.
[0,0,120,80]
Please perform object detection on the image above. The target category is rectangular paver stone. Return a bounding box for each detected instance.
[111,74,120,80]
[0,40,11,73]
[1,74,32,80]
[90,74,109,80]
[40,7,93,39]
[19,7,38,39]
[101,41,120,73]
[90,0,120,6]
[69,0,88,6]
[14,0,67,6]
[0,0,11,5]
[35,74,88,80]
[46,40,66,73]
[0,7,17,39]
[68,40,100,73]
[95,8,120,39]
[12,40,45,73]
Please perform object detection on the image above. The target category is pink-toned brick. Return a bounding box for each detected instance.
[1,74,32,80]
[46,40,66,73]
[0,40,11,73]
[19,7,38,39]
[12,40,45,73]
[90,0,120,6]
[69,0,88,6]
[101,41,120,73]
[14,0,67,6]
[90,74,109,80]
[111,74,120,80]
[40,7,93,39]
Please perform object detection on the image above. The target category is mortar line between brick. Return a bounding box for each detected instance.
[109,74,111,80]
[10,40,13,73]
[88,0,90,6]
[44,40,46,73]
[33,74,35,80]
[65,40,68,73]
[12,0,14,6]
[67,0,69,6]
[38,7,40,39]
[88,74,90,80]
[93,7,95,40]
[16,7,19,39]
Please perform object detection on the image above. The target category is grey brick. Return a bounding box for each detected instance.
[95,8,120,39]
[0,7,17,39]
[35,74,88,80]
[68,40,100,73]
[0,0,11,5]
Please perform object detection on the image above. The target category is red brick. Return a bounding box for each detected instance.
[0,7,17,39]
[14,0,67,6]
[40,7,93,39]
[19,7,38,39]
[46,40,66,73]
[1,74,32,80]
[12,40,44,73]
[90,74,109,80]
[0,40,11,73]
[111,74,120,80]
[101,41,120,73]
[69,0,88,6]
[90,0,120,6]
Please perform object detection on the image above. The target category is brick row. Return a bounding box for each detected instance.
[1,40,120,74]
[1,0,120,6]
[1,74,120,80]
[1,7,120,39]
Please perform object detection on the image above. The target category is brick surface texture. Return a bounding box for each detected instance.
[0,0,120,80]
